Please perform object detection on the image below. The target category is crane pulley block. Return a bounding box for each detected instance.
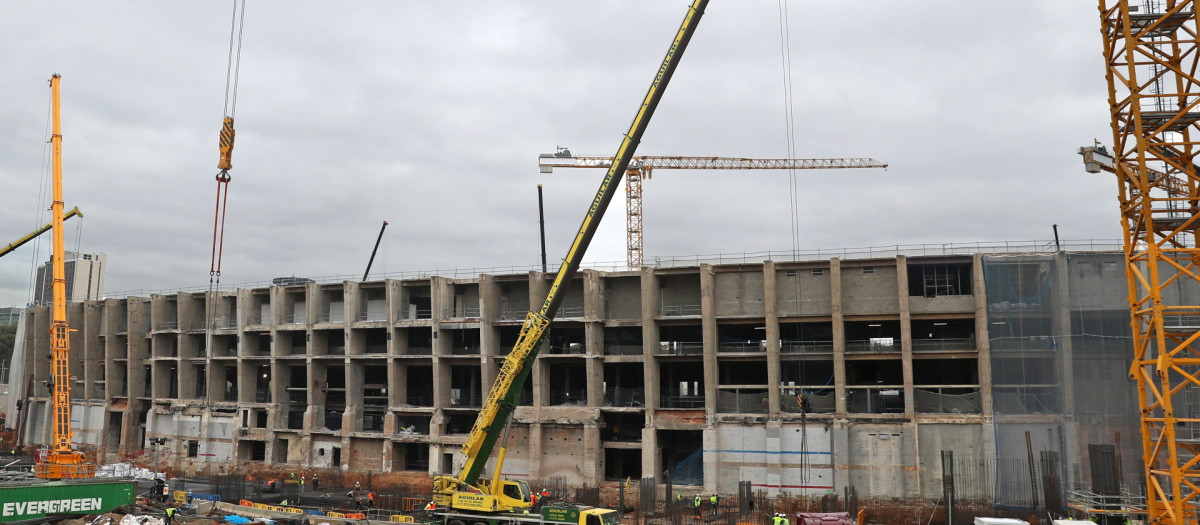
[217,116,235,171]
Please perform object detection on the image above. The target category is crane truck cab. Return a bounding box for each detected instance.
[432,475,532,513]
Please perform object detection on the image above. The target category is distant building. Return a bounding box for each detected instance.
[0,307,20,326]
[32,252,105,306]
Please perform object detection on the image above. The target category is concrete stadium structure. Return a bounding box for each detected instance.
[10,247,1144,501]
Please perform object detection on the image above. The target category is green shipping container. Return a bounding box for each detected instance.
[0,480,135,522]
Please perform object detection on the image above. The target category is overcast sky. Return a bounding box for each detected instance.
[0,2,1114,307]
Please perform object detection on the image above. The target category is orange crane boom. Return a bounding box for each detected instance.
[36,74,94,480]
[539,149,887,268]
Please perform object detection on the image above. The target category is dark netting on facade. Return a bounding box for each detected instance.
[982,253,1140,510]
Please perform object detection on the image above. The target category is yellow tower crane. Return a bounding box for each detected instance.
[539,149,887,268]
[36,74,95,480]
[1097,3,1200,523]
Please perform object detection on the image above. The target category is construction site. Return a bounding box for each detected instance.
[2,2,1200,525]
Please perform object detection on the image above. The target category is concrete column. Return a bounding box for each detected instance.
[582,422,601,484]
[306,361,326,432]
[700,265,718,416]
[642,268,661,423]
[973,254,994,418]
[830,259,847,414]
[344,360,364,432]
[897,256,915,418]
[764,261,781,419]
[479,275,500,394]
[1053,252,1075,416]
[641,426,659,485]
[529,422,544,479]
[583,270,604,320]
[703,425,719,492]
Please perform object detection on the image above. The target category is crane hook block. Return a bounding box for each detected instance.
[217,117,236,171]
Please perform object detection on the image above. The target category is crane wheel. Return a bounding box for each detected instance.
[449,520,466,525]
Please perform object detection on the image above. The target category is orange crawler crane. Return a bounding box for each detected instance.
[35,74,95,480]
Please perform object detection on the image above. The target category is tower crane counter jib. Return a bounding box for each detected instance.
[430,0,709,516]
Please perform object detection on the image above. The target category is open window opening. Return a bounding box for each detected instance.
[406,328,433,356]
[324,365,346,430]
[846,359,904,414]
[153,334,177,358]
[780,359,835,413]
[448,328,481,355]
[241,331,270,357]
[716,359,768,413]
[445,414,475,435]
[449,365,482,407]
[237,440,266,462]
[604,449,642,481]
[548,362,587,406]
[913,358,980,413]
[362,365,388,431]
[403,365,433,406]
[221,365,238,402]
[659,361,704,409]
[211,333,236,357]
[911,318,976,351]
[603,326,642,356]
[658,324,703,355]
[402,285,432,320]
[396,414,432,435]
[717,323,766,353]
[282,289,306,324]
[215,295,237,329]
[602,412,643,442]
[286,365,306,429]
[249,292,270,326]
[603,363,644,407]
[658,430,702,485]
[318,287,344,323]
[360,286,387,322]
[393,443,430,472]
[844,320,901,353]
[497,280,530,320]
[547,325,585,355]
[449,283,480,318]
[276,330,306,356]
[780,321,833,354]
[908,261,973,297]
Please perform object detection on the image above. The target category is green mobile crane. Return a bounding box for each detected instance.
[430,0,710,520]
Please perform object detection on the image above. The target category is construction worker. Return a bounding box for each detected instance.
[424,501,437,512]
[290,472,296,480]
[280,499,288,506]
[346,490,356,499]
[693,494,702,517]
[531,491,539,508]
[541,488,549,503]
[355,480,362,494]
[710,492,718,516]
[367,491,375,509]
[773,514,783,525]
[312,474,319,491]
[164,507,177,525]
[300,475,306,491]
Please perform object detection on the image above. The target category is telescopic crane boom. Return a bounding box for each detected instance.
[36,74,95,480]
[431,0,709,513]
[0,207,82,260]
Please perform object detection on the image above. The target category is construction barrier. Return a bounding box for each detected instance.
[304,510,326,516]
[328,512,346,518]
[173,491,189,504]
[344,513,367,519]
[391,515,415,523]
[239,500,254,507]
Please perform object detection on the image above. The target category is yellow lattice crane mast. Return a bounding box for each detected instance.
[1098,3,1200,522]
[539,151,887,268]
[35,74,95,480]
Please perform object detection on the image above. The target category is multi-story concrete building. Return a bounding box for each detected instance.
[32,251,105,306]
[11,247,1148,502]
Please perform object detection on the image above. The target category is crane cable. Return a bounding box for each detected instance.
[777,0,811,484]
[210,0,246,290]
